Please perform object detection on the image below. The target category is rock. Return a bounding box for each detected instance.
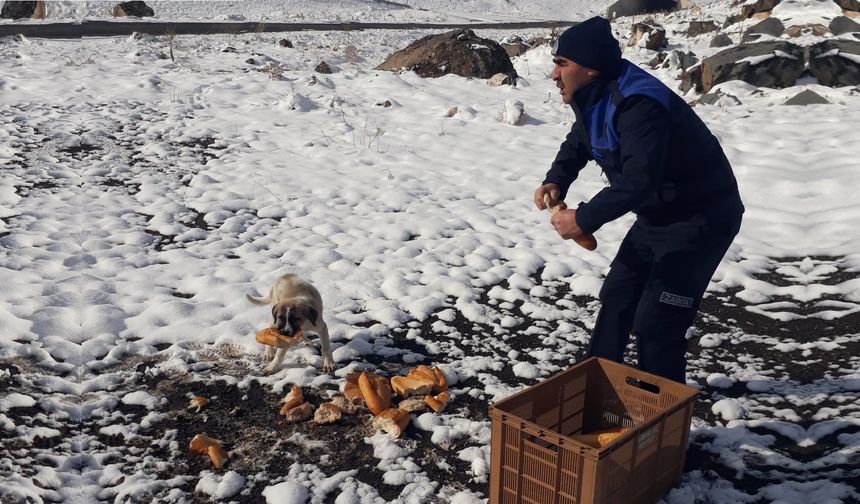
[606,0,679,20]
[741,17,786,42]
[698,41,805,93]
[696,89,742,106]
[114,1,154,17]
[809,39,860,86]
[835,0,860,10]
[245,58,256,65]
[375,100,393,107]
[501,42,529,58]
[278,38,293,48]
[1,0,44,19]
[783,89,830,105]
[687,20,719,37]
[488,72,516,86]
[221,46,237,53]
[679,65,703,93]
[498,99,525,125]
[741,0,781,17]
[314,61,333,74]
[784,24,829,37]
[651,50,698,72]
[710,33,734,47]
[375,28,516,80]
[830,16,860,35]
[628,20,668,50]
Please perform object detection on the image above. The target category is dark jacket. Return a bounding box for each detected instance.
[543,60,744,234]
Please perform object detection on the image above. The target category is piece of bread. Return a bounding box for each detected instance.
[407,365,448,393]
[189,433,219,455]
[398,396,428,413]
[255,326,303,348]
[359,372,392,415]
[314,402,342,424]
[207,444,229,470]
[343,372,364,403]
[391,376,433,398]
[279,385,304,416]
[371,408,410,439]
[425,391,451,413]
[330,395,357,415]
[283,402,313,423]
[188,396,208,412]
[571,427,630,449]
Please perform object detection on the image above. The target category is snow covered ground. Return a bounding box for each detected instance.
[1,1,859,503]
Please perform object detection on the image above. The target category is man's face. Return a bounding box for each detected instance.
[551,55,599,104]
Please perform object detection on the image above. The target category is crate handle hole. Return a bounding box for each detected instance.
[625,376,660,395]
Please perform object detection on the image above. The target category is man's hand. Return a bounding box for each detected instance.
[534,183,560,210]
[550,208,584,240]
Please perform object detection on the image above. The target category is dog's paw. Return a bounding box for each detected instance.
[321,360,336,374]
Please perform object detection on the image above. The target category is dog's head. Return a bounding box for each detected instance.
[271,300,318,336]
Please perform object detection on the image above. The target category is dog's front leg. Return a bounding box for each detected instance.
[316,322,335,374]
[263,347,287,374]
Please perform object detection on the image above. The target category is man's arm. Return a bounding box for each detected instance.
[574,96,670,235]
[542,124,592,202]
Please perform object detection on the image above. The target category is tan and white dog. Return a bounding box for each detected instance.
[246,274,335,374]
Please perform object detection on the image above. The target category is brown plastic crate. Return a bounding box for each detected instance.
[489,357,697,504]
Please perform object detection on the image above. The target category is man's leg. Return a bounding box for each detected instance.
[587,224,654,362]
[632,218,741,382]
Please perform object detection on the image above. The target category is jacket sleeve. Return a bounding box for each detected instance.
[542,123,592,202]
[575,96,670,235]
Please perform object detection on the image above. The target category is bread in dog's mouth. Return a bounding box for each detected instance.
[256,326,304,348]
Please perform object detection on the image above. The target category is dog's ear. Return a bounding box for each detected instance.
[305,305,319,325]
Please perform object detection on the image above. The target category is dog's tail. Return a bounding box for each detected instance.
[246,292,272,305]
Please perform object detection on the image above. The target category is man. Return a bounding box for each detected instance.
[534,16,744,383]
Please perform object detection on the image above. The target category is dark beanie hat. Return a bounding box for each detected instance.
[553,16,622,75]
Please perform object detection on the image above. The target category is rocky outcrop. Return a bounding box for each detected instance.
[741,17,786,42]
[0,1,45,19]
[113,1,154,17]
[809,39,860,86]
[628,20,668,50]
[376,29,516,80]
[606,0,679,20]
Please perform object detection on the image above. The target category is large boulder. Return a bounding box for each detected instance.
[741,17,786,42]
[830,16,860,35]
[687,20,719,37]
[834,0,860,10]
[723,0,781,27]
[628,19,668,50]
[0,1,44,19]
[710,33,734,47]
[114,1,155,17]
[809,39,860,86]
[699,41,805,93]
[500,36,529,58]
[375,29,516,80]
[606,0,679,20]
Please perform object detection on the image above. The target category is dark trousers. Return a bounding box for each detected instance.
[587,214,742,383]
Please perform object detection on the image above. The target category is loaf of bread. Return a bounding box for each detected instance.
[314,402,342,424]
[391,376,433,398]
[371,408,410,439]
[278,385,303,416]
[208,444,229,469]
[406,365,448,394]
[188,396,208,412]
[359,372,392,415]
[255,326,303,348]
[543,194,598,251]
[343,372,364,403]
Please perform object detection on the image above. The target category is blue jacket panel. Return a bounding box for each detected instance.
[543,60,744,234]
